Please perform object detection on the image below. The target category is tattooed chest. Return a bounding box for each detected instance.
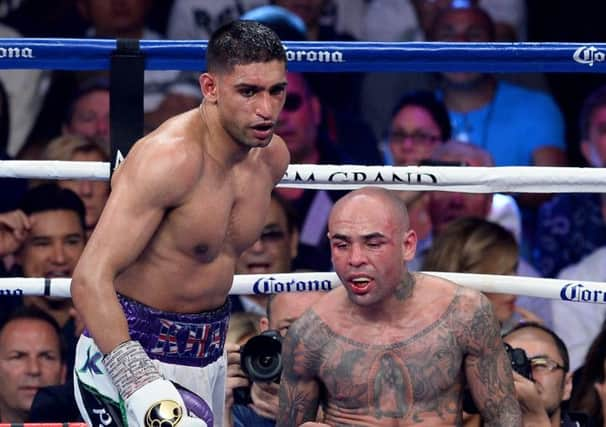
[318,339,464,421]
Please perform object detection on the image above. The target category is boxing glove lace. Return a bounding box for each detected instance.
[104,340,207,427]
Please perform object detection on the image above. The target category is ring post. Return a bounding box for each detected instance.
[110,39,144,178]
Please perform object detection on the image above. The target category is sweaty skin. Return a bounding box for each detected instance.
[277,188,521,427]
[71,60,290,354]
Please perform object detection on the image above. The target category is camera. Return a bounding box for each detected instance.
[233,330,283,406]
[463,343,533,414]
[504,343,533,381]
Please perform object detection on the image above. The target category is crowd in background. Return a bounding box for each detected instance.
[2,0,606,425]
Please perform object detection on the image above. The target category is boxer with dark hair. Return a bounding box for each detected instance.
[72,20,289,427]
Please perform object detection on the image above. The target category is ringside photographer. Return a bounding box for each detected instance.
[503,323,592,427]
[225,291,327,427]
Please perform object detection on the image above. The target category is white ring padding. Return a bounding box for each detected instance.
[2,161,606,193]
[1,272,605,304]
[0,160,110,180]
[279,164,606,193]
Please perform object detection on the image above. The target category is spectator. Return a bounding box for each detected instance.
[43,135,110,236]
[167,0,368,44]
[0,21,49,158]
[504,322,591,426]
[273,0,362,115]
[533,85,606,278]
[20,75,109,161]
[365,0,527,43]
[412,141,523,269]
[570,323,606,426]
[76,0,201,132]
[232,191,299,315]
[385,90,452,242]
[0,184,87,374]
[386,90,452,166]
[241,5,307,41]
[0,306,66,423]
[61,78,110,151]
[429,4,566,168]
[226,291,327,427]
[274,72,351,271]
[167,0,269,40]
[550,247,606,372]
[422,217,541,334]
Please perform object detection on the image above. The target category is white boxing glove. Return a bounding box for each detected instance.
[103,340,208,427]
[126,378,208,427]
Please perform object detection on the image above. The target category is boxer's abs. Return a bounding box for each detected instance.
[115,245,237,313]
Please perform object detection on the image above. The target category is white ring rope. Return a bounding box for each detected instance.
[0,272,604,304]
[2,161,606,193]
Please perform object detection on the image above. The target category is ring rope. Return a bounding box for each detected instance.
[1,273,604,304]
[0,39,605,72]
[3,161,606,193]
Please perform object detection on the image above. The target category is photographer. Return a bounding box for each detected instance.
[225,291,327,427]
[503,322,591,427]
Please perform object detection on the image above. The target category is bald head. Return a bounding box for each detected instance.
[330,187,410,233]
[431,140,494,167]
[328,187,417,308]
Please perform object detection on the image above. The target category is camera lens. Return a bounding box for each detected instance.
[244,351,282,382]
[240,331,283,383]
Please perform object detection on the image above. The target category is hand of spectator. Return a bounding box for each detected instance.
[0,209,30,257]
[512,371,550,427]
[514,306,543,324]
[225,343,249,412]
[250,380,280,420]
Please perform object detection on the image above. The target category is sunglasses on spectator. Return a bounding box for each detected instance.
[283,93,304,112]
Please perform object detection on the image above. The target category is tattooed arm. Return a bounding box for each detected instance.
[276,312,322,427]
[462,292,522,427]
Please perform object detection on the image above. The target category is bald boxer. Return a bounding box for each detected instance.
[277,187,522,426]
[71,20,289,427]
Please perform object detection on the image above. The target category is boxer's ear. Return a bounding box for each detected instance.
[200,73,217,103]
[403,229,417,262]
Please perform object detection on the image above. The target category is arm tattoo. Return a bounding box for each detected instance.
[277,311,327,427]
[462,293,522,426]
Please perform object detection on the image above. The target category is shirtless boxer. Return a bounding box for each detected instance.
[277,187,522,426]
[71,21,289,427]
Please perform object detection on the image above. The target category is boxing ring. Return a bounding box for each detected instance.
[1,38,606,306]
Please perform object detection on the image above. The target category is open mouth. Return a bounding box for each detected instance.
[350,277,372,294]
[252,123,274,140]
[246,262,271,273]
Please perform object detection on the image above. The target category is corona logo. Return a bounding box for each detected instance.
[573,45,606,67]
[560,282,606,303]
[285,49,344,63]
[0,46,33,59]
[253,276,333,294]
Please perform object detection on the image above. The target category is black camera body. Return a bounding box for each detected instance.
[463,343,533,414]
[504,343,533,381]
[233,330,283,406]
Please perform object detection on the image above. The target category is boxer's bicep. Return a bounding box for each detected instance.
[276,318,321,427]
[463,293,522,427]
